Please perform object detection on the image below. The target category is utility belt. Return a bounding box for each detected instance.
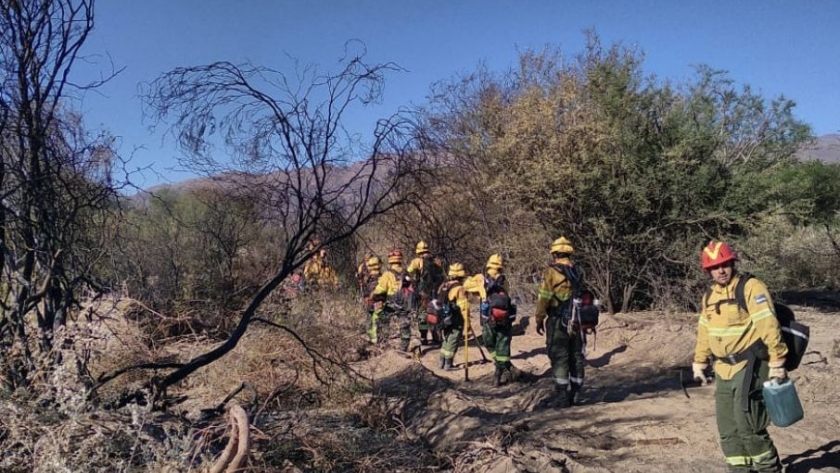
[714,341,767,412]
[546,301,570,319]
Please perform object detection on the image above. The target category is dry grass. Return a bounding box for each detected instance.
[0,287,390,472]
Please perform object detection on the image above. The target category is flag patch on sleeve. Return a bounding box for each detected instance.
[755,294,768,304]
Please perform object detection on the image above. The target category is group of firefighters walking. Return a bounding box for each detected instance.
[356,237,593,403]
[310,236,791,472]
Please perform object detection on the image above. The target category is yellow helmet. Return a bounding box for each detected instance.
[365,255,382,270]
[447,262,466,278]
[486,253,504,270]
[415,240,430,255]
[550,236,574,255]
[387,249,403,265]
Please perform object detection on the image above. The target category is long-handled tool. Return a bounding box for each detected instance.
[464,319,470,381]
[467,323,490,363]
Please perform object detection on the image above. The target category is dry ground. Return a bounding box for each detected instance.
[3,298,837,472]
[354,305,840,473]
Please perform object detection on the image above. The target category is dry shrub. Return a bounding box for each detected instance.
[0,299,202,472]
[741,216,840,290]
[168,288,372,419]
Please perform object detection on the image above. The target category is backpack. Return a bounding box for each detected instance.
[426,281,462,327]
[484,274,515,324]
[551,264,600,332]
[387,269,415,309]
[363,274,382,311]
[415,258,444,304]
[703,273,810,372]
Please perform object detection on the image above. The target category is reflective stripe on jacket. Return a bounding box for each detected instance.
[535,258,574,324]
[694,274,788,380]
[441,281,470,320]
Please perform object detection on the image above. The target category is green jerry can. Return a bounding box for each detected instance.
[762,378,804,427]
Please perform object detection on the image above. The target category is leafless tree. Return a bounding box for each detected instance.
[113,43,425,405]
[0,0,123,389]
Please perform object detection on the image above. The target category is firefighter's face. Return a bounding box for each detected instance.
[708,262,734,286]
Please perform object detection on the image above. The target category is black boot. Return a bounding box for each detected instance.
[493,365,504,387]
[570,385,581,406]
[439,354,446,369]
[554,385,571,409]
[443,358,454,371]
[420,330,428,344]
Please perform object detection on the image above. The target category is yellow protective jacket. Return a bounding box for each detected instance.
[407,255,444,299]
[535,258,575,324]
[694,273,788,380]
[372,265,404,300]
[363,270,381,298]
[303,255,323,283]
[464,268,508,301]
[303,255,337,287]
[406,256,426,276]
[439,279,470,322]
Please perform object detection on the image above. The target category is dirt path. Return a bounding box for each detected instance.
[361,306,840,472]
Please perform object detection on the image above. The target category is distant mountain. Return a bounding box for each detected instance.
[797,134,840,163]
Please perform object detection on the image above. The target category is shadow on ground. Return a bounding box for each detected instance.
[785,440,840,473]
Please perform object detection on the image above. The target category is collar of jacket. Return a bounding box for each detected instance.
[710,272,741,295]
[553,257,572,266]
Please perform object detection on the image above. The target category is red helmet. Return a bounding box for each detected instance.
[701,240,738,269]
[387,250,403,264]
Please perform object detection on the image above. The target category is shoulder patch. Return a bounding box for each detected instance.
[755,294,768,304]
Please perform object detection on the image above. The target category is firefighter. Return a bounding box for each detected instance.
[362,255,385,344]
[465,254,517,386]
[407,240,445,345]
[370,250,413,351]
[534,237,586,408]
[693,240,787,473]
[356,252,374,298]
[303,242,338,290]
[437,262,470,370]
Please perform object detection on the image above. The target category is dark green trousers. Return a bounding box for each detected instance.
[714,362,782,473]
[483,321,512,369]
[545,316,585,389]
[417,309,441,343]
[368,307,411,349]
[440,323,463,361]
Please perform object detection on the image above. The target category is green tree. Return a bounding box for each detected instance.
[416,35,812,312]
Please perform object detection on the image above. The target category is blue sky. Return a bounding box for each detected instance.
[77,1,840,187]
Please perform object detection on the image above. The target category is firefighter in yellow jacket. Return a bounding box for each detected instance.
[437,263,471,370]
[303,245,338,290]
[693,241,787,473]
[534,237,586,408]
[370,250,413,351]
[356,252,374,298]
[362,256,384,344]
[465,254,516,386]
[407,241,445,345]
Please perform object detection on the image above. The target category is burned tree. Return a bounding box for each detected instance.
[125,44,425,404]
[0,0,122,389]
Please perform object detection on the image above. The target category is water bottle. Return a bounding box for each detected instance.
[762,378,804,428]
[480,300,490,321]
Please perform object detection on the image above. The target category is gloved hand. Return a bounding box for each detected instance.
[536,319,545,336]
[768,360,787,381]
[692,362,709,386]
